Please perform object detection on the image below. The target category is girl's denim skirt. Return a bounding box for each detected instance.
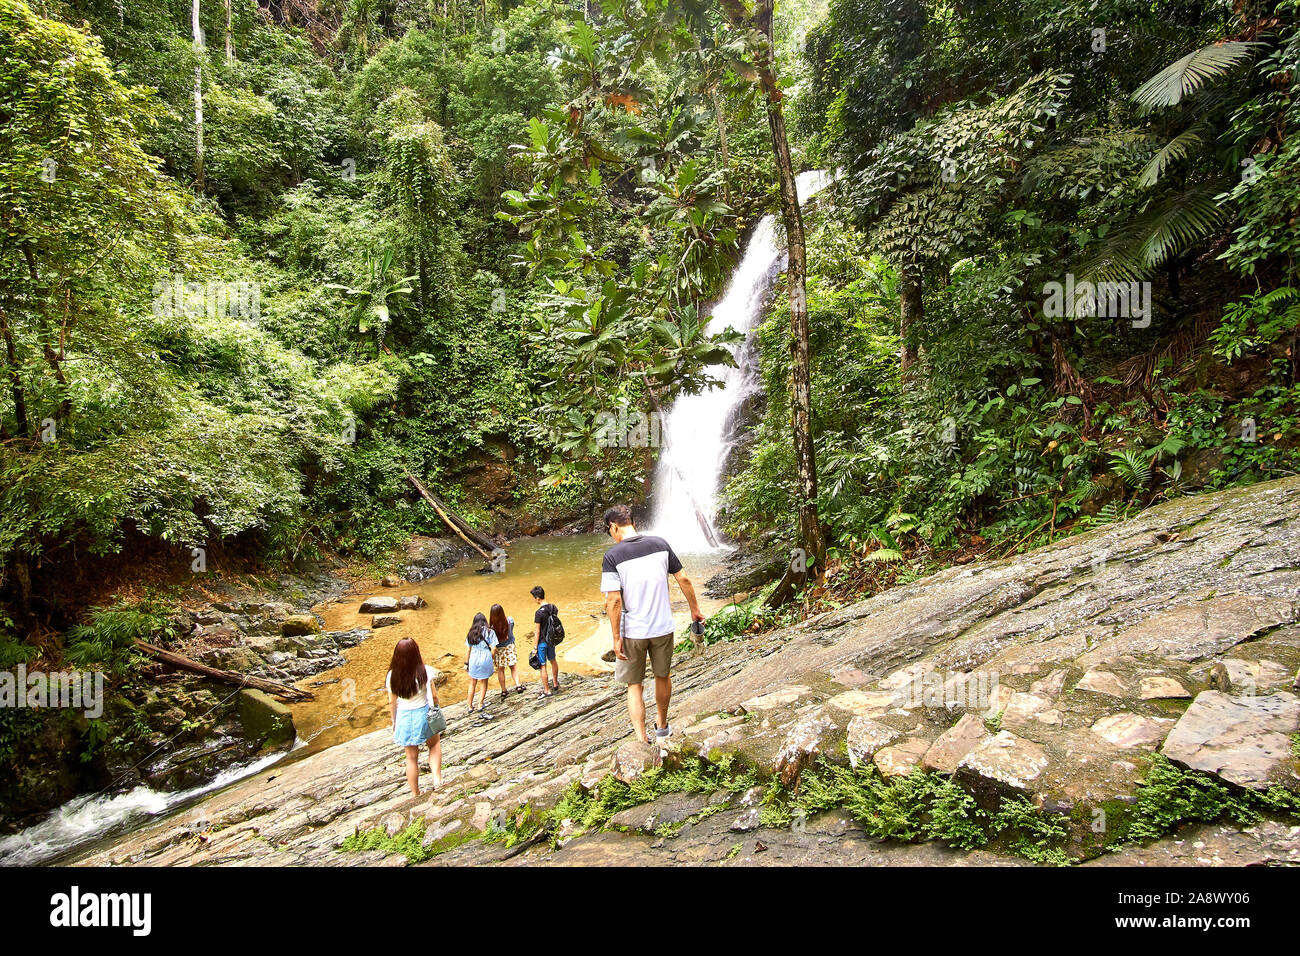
[394,705,432,746]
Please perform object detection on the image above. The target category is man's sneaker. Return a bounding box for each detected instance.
[654,724,671,741]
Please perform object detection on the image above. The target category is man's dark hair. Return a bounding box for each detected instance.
[530,585,545,600]
[602,505,634,529]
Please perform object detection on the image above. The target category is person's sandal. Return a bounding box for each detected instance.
[500,691,509,703]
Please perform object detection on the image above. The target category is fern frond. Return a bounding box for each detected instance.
[863,548,904,564]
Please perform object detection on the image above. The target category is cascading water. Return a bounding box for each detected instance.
[0,749,287,866]
[648,170,833,553]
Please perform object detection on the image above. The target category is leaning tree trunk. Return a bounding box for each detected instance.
[720,0,826,602]
[192,0,205,191]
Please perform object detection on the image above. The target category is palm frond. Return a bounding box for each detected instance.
[1136,186,1224,267]
[1136,123,1211,188]
[1132,41,1259,112]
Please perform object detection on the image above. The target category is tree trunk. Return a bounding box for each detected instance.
[224,0,233,62]
[720,0,825,589]
[135,641,314,701]
[708,82,731,202]
[899,265,922,379]
[0,307,29,438]
[192,0,205,191]
[406,472,500,557]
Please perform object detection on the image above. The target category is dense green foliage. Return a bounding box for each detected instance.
[5,0,1300,656]
[725,0,1300,580]
[0,0,739,641]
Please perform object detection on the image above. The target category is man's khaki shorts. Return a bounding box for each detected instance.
[614,633,675,684]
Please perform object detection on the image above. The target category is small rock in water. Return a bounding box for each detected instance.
[398,595,427,610]
[372,614,402,628]
[381,575,402,588]
[360,596,399,614]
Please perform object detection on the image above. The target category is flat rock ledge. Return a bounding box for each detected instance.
[76,478,1300,867]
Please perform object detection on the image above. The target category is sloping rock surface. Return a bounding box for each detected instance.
[76,478,1300,866]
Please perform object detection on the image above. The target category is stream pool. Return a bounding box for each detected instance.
[290,533,729,754]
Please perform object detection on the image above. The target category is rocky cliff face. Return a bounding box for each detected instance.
[76,478,1300,867]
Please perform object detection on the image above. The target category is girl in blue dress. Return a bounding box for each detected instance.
[465,612,499,713]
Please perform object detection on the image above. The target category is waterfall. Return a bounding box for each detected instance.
[648,170,833,553]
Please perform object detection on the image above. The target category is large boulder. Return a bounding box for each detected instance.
[1079,595,1295,665]
[1160,691,1300,790]
[359,597,399,614]
[846,717,901,769]
[957,730,1050,794]
[237,689,295,749]
[873,738,930,778]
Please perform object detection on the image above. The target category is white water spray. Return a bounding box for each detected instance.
[0,749,287,867]
[648,170,833,553]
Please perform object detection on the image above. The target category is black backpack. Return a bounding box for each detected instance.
[543,604,565,645]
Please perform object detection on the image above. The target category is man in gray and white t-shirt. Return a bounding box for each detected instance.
[600,504,705,744]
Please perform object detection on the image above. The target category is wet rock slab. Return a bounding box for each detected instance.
[1160,691,1300,790]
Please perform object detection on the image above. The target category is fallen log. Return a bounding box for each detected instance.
[405,472,499,561]
[135,641,314,702]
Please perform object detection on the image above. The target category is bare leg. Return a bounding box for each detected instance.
[496,666,507,694]
[626,682,648,742]
[654,675,672,732]
[427,734,442,788]
[466,681,474,710]
[550,659,560,691]
[509,664,520,690]
[404,745,420,796]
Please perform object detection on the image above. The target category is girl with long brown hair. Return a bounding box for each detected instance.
[387,637,445,795]
[489,603,521,701]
